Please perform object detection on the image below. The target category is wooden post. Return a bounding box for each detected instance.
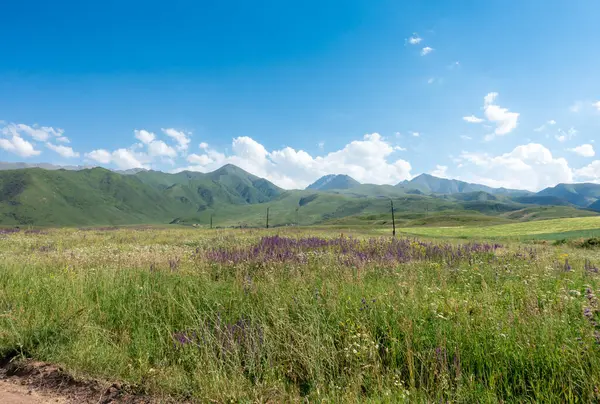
[266,207,270,229]
[210,214,213,229]
[295,207,299,227]
[391,199,396,237]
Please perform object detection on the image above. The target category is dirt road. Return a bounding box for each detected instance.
[0,379,66,403]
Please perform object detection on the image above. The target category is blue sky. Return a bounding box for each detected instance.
[1,0,599,190]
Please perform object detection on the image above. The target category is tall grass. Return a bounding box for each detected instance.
[1,228,600,402]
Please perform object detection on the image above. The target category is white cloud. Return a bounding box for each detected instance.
[408,34,422,45]
[85,149,112,164]
[411,131,420,137]
[482,92,519,136]
[199,142,209,150]
[86,148,148,169]
[177,133,412,189]
[4,124,64,142]
[147,140,177,158]
[457,143,573,191]
[576,161,600,182]
[86,149,147,170]
[421,47,434,56]
[162,128,190,151]
[46,143,79,158]
[187,153,213,166]
[594,101,600,111]
[0,135,41,157]
[56,136,70,143]
[484,92,498,106]
[134,129,156,145]
[463,115,484,123]
[430,165,449,178]
[111,149,147,169]
[460,135,472,140]
[570,101,583,113]
[568,144,595,157]
[555,127,577,143]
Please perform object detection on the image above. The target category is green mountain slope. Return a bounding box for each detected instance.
[0,168,185,226]
[397,173,531,196]
[0,165,282,226]
[536,183,600,207]
[0,165,596,227]
[306,174,360,191]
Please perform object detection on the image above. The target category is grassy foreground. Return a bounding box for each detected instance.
[1,227,600,402]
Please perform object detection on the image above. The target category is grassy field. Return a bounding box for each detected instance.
[398,216,600,239]
[1,226,600,402]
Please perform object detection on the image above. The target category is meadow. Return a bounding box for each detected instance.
[1,225,600,402]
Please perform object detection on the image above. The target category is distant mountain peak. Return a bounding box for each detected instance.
[306,174,360,191]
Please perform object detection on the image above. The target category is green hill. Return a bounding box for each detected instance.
[397,173,530,197]
[0,165,282,226]
[306,174,361,191]
[536,183,600,207]
[0,165,597,227]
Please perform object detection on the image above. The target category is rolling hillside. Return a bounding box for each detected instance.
[0,165,282,226]
[306,174,360,191]
[537,183,600,208]
[0,164,598,227]
[396,173,531,197]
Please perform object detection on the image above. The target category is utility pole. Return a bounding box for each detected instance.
[391,199,396,237]
[266,207,270,229]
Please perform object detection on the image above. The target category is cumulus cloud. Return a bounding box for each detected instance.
[147,140,177,158]
[408,34,422,45]
[85,149,112,164]
[86,148,148,170]
[482,92,519,138]
[134,129,156,144]
[555,127,577,143]
[457,143,573,191]
[56,136,70,143]
[84,129,185,169]
[568,144,595,157]
[463,115,484,124]
[576,161,600,182]
[0,135,41,157]
[46,143,80,158]
[421,47,434,56]
[162,128,190,151]
[411,132,420,137]
[430,165,449,178]
[2,123,64,142]
[594,101,600,111]
[177,133,412,189]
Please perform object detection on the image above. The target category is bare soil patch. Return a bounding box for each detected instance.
[0,353,155,403]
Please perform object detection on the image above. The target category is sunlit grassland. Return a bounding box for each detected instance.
[1,227,600,402]
[397,216,600,239]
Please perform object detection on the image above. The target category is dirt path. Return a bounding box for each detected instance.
[0,357,155,403]
[0,379,67,403]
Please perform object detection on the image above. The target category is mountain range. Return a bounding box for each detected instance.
[0,162,599,227]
